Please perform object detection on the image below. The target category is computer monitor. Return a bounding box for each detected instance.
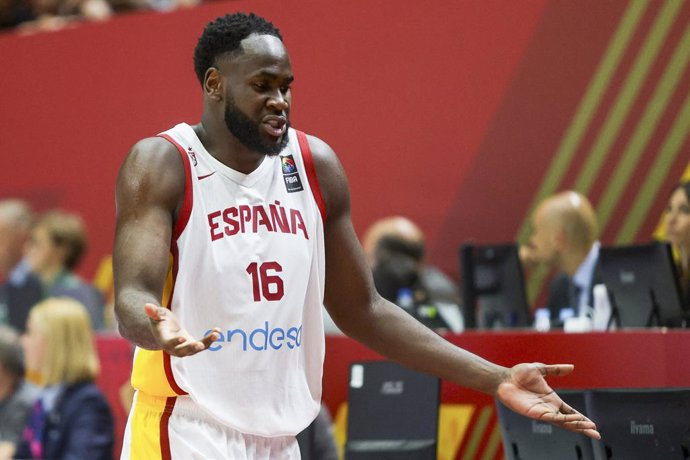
[599,242,686,328]
[496,390,595,460]
[345,361,440,460]
[460,243,531,329]
[585,388,690,459]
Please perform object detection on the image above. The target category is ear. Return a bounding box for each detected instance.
[204,67,223,101]
[552,227,567,250]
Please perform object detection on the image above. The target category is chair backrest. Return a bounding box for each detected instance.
[345,361,440,460]
[496,390,595,460]
[585,388,690,460]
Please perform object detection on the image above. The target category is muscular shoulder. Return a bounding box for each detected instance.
[302,134,350,220]
[120,137,184,189]
[116,136,185,216]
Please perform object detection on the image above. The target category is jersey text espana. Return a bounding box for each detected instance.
[130,123,326,436]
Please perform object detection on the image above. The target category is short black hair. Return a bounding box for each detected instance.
[193,12,283,86]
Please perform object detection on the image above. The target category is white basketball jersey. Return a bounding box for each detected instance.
[130,122,326,437]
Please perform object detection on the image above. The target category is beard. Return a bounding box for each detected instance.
[224,102,290,156]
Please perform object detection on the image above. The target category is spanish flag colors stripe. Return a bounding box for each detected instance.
[126,392,177,459]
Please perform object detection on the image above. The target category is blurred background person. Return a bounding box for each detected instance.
[0,200,42,333]
[1,0,202,33]
[15,0,111,33]
[5,298,114,460]
[25,210,105,330]
[663,181,690,307]
[0,326,38,458]
[362,216,462,331]
[321,215,462,333]
[520,191,601,324]
[0,0,33,29]
[363,216,460,306]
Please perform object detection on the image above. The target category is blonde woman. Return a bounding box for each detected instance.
[11,298,113,459]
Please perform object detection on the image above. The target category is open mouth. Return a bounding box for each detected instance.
[263,116,287,138]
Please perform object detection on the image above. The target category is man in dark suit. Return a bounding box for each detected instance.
[0,199,43,332]
[521,191,601,323]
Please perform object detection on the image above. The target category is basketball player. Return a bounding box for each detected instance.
[113,12,599,459]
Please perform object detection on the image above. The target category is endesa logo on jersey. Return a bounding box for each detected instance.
[205,321,302,352]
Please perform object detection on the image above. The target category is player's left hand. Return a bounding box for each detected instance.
[496,363,601,439]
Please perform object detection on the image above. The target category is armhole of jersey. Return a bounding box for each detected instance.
[296,130,327,223]
[158,134,193,240]
[155,134,189,396]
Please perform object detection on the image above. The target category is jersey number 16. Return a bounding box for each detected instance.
[246,262,284,301]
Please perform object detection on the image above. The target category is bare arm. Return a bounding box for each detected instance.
[113,137,217,354]
[310,136,507,393]
[309,135,599,438]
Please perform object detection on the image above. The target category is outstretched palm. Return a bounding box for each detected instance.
[144,303,219,357]
[496,363,600,439]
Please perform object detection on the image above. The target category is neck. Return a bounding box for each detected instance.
[39,264,64,286]
[196,115,266,175]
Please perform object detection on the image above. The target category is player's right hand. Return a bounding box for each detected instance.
[144,303,220,357]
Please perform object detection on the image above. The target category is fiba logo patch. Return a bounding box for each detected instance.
[281,155,303,193]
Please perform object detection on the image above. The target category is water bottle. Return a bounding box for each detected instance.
[591,283,612,331]
[534,308,551,332]
[395,288,415,312]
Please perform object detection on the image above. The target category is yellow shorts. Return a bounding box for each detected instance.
[120,391,300,459]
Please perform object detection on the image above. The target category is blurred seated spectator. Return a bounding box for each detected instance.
[14,0,111,33]
[0,326,38,453]
[663,181,690,306]
[25,210,105,330]
[520,191,601,323]
[362,216,462,331]
[107,0,198,13]
[0,0,33,29]
[1,0,200,33]
[0,200,43,333]
[6,298,114,460]
[363,216,460,305]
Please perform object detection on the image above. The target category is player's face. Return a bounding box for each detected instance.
[665,188,690,251]
[221,34,293,156]
[25,226,64,276]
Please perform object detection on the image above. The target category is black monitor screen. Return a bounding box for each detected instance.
[599,242,685,328]
[345,361,440,460]
[585,388,690,459]
[460,243,530,329]
[496,390,595,460]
